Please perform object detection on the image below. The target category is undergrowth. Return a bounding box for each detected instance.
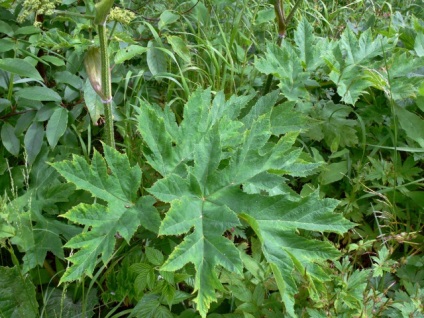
[0,0,423,317]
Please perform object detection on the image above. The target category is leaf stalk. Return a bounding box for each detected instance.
[97,23,115,148]
[262,0,303,95]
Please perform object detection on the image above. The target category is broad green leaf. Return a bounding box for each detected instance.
[0,38,15,53]
[0,266,38,318]
[4,192,35,253]
[217,188,352,236]
[216,189,351,317]
[243,172,299,198]
[255,42,310,101]
[389,52,424,78]
[0,20,13,36]
[158,10,180,30]
[46,107,68,149]
[415,32,424,57]
[1,122,20,156]
[130,294,173,318]
[192,1,209,26]
[304,102,358,150]
[15,86,61,102]
[294,18,319,71]
[395,105,424,148]
[270,101,308,134]
[228,284,252,303]
[137,89,255,177]
[14,26,41,36]
[167,35,191,63]
[52,145,161,282]
[41,55,65,66]
[319,161,348,185]
[139,88,354,317]
[417,96,424,112]
[114,45,148,64]
[255,8,275,24]
[21,218,70,273]
[0,58,43,81]
[3,168,81,272]
[0,98,11,113]
[83,79,104,124]
[364,52,423,101]
[44,287,98,318]
[131,263,156,291]
[147,40,168,76]
[325,49,371,105]
[0,222,15,238]
[384,53,423,100]
[35,104,56,122]
[161,281,176,307]
[340,28,390,65]
[136,102,176,176]
[54,71,83,89]
[145,246,164,266]
[326,28,393,105]
[24,122,44,165]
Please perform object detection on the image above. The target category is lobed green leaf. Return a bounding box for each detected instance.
[52,145,160,282]
[139,88,354,317]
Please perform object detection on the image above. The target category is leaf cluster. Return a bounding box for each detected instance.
[0,1,423,317]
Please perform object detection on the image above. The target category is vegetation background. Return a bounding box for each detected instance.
[0,0,423,317]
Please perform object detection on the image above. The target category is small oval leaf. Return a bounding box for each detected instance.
[0,58,43,81]
[147,40,167,77]
[15,86,62,102]
[1,123,20,156]
[167,36,191,64]
[24,122,45,165]
[114,45,148,64]
[46,107,68,149]
[158,10,180,30]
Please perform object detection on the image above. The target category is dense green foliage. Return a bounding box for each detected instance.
[0,0,423,317]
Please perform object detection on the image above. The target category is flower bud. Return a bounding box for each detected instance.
[94,0,114,25]
[84,47,106,100]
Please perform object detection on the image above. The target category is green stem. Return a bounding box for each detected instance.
[108,21,118,42]
[262,0,303,95]
[7,48,17,111]
[7,74,14,108]
[54,9,94,20]
[98,23,115,148]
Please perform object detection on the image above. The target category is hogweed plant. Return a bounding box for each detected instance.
[50,88,355,317]
[0,1,423,317]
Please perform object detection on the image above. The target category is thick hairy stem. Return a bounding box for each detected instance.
[98,23,115,148]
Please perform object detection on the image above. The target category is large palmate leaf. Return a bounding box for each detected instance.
[294,18,323,71]
[214,188,348,315]
[52,145,161,282]
[43,287,98,318]
[304,101,359,151]
[0,266,38,318]
[1,166,80,273]
[325,28,392,105]
[256,19,405,105]
[255,42,310,101]
[138,88,354,317]
[364,52,424,101]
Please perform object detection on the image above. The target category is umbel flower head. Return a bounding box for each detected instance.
[108,7,135,25]
[17,0,61,26]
